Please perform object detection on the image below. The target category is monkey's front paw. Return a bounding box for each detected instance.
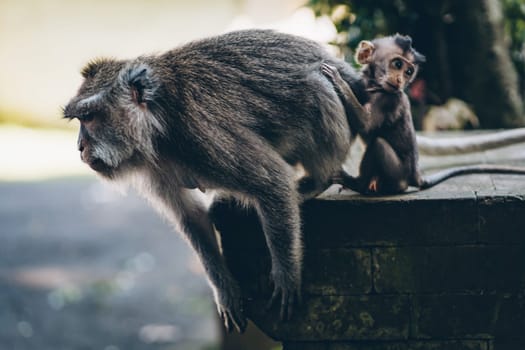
[321,63,342,83]
[266,272,302,321]
[216,285,247,333]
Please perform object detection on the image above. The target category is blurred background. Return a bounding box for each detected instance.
[1,0,524,349]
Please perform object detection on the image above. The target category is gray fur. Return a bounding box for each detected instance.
[63,29,365,332]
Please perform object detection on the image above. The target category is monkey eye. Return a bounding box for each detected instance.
[392,58,403,70]
[78,112,95,123]
[406,67,414,76]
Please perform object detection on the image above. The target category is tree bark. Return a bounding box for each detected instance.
[350,0,525,127]
[445,0,524,127]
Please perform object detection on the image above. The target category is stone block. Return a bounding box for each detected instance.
[247,295,410,341]
[478,194,525,244]
[325,340,488,350]
[373,246,525,294]
[304,248,372,295]
[413,294,525,338]
[302,198,479,248]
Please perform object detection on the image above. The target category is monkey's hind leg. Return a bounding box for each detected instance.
[295,162,329,200]
[360,137,408,194]
[335,169,371,194]
[298,176,334,200]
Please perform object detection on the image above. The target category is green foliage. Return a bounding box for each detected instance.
[307,0,422,47]
[308,0,525,91]
[503,0,525,90]
[308,0,386,49]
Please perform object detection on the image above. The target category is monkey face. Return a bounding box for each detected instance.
[361,34,424,94]
[382,55,417,92]
[64,58,164,178]
[64,94,136,177]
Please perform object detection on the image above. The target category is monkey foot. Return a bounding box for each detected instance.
[368,178,379,192]
[266,271,302,322]
[218,303,247,334]
[266,284,302,322]
[216,284,247,333]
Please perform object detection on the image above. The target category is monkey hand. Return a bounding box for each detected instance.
[266,269,302,321]
[321,63,342,85]
[321,62,370,121]
[216,282,247,333]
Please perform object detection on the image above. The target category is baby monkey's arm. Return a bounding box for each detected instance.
[321,63,376,134]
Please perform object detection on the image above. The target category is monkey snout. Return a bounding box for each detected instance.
[78,142,89,163]
[79,149,87,163]
[78,145,87,163]
[77,135,86,152]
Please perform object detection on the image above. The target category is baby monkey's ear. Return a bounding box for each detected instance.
[355,40,375,65]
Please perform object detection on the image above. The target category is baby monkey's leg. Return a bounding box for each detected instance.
[337,138,407,195]
[360,138,408,194]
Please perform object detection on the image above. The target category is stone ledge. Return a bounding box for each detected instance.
[211,136,525,350]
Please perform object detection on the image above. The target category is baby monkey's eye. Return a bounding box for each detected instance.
[406,67,414,76]
[392,58,403,69]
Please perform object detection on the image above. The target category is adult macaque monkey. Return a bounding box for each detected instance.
[63,29,369,333]
[323,34,525,195]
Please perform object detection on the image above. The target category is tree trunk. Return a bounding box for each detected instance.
[445,0,524,127]
[351,0,525,128]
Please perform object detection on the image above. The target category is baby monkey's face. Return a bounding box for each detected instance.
[381,54,417,92]
[354,34,424,94]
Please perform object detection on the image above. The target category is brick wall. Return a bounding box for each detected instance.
[211,192,525,350]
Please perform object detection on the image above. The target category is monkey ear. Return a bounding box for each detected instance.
[413,50,426,65]
[126,64,154,106]
[355,40,375,65]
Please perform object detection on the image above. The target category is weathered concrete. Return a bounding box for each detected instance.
[212,136,525,350]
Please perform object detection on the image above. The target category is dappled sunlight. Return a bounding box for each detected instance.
[0,170,220,346]
[139,323,182,344]
[0,250,158,305]
[0,265,110,290]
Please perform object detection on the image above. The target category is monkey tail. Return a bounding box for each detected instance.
[420,164,525,189]
[417,128,525,156]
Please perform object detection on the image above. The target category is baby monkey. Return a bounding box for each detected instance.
[322,34,525,194]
